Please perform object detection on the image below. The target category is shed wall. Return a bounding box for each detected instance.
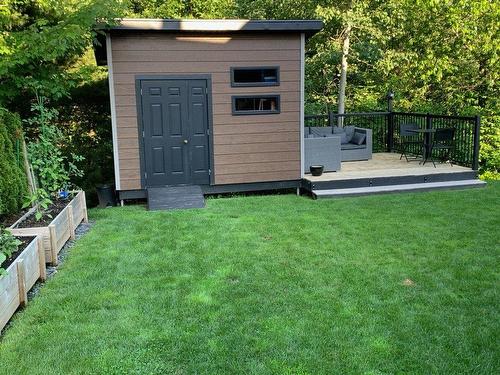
[110,33,301,189]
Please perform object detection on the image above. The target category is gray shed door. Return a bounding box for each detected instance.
[140,79,210,187]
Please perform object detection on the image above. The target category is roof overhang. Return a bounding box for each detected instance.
[94,18,323,65]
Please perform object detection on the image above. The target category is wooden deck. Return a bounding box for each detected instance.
[302,153,483,197]
[305,153,472,182]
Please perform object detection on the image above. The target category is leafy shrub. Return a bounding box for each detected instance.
[0,228,21,275]
[0,109,28,218]
[55,79,114,206]
[25,96,84,196]
[479,116,500,180]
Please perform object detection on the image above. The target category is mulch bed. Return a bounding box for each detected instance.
[0,207,30,228]
[16,198,70,228]
[1,236,35,271]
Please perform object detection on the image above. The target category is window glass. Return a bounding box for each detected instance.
[231,67,279,86]
[232,96,280,115]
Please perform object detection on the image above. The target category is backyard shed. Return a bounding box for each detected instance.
[95,19,323,200]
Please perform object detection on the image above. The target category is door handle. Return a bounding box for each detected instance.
[183,139,188,144]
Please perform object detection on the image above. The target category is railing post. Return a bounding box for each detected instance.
[328,111,334,127]
[387,112,394,152]
[472,115,481,170]
[426,113,432,130]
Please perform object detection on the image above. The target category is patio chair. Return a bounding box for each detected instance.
[428,127,455,167]
[399,123,422,162]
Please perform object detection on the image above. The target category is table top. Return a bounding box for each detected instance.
[408,128,436,133]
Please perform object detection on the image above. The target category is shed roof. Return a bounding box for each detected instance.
[94,18,323,65]
[100,18,323,35]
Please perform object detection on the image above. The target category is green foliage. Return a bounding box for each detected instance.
[22,188,53,221]
[0,108,28,217]
[55,80,114,202]
[479,116,500,179]
[0,227,21,274]
[26,96,84,195]
[126,0,236,18]
[0,0,125,107]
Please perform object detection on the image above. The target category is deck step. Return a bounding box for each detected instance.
[313,179,486,198]
[147,186,205,210]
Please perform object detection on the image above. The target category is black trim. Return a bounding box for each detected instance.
[98,19,323,34]
[118,180,300,199]
[230,66,280,87]
[118,171,479,201]
[134,74,215,188]
[231,95,281,116]
[202,180,300,194]
[302,171,478,191]
[118,189,147,200]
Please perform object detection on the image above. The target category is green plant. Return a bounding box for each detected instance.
[0,108,28,217]
[23,188,53,221]
[0,227,22,275]
[25,96,84,196]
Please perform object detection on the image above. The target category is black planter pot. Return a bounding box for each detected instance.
[96,184,116,208]
[309,165,324,176]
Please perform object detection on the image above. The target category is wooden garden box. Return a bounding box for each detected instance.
[9,191,88,266]
[0,236,46,333]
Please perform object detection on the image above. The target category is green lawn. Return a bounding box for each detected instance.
[0,184,499,374]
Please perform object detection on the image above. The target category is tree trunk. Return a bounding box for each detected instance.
[21,137,36,194]
[337,23,351,127]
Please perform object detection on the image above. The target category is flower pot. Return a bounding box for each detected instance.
[309,165,324,176]
[96,184,116,208]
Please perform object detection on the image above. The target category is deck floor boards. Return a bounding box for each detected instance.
[305,153,472,182]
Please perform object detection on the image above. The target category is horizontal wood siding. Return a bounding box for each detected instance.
[111,33,301,188]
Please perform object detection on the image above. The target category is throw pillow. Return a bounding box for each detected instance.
[344,125,355,142]
[351,132,366,145]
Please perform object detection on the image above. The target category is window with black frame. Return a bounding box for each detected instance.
[232,95,280,115]
[231,67,280,87]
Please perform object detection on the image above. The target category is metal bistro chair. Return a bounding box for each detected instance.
[428,127,456,167]
[399,123,422,162]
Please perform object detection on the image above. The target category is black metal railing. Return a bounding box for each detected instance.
[304,114,329,127]
[305,111,480,169]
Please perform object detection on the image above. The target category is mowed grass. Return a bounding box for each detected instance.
[0,184,499,374]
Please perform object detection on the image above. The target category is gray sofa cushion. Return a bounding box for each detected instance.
[339,132,348,144]
[333,125,356,143]
[341,143,366,150]
[309,127,333,137]
[351,131,366,145]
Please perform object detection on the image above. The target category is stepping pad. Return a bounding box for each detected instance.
[147,186,205,210]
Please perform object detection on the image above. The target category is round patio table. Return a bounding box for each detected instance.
[408,128,436,165]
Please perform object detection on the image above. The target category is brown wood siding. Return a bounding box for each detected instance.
[111,33,301,189]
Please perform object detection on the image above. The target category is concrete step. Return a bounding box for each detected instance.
[313,179,486,199]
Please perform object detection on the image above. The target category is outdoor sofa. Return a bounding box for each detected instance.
[304,126,373,172]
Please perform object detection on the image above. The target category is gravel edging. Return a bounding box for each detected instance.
[26,220,95,300]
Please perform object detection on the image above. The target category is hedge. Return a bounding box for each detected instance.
[0,108,28,217]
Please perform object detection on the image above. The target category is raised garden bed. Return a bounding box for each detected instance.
[0,235,46,333]
[9,191,88,265]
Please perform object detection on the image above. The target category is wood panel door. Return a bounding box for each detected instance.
[139,78,210,187]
